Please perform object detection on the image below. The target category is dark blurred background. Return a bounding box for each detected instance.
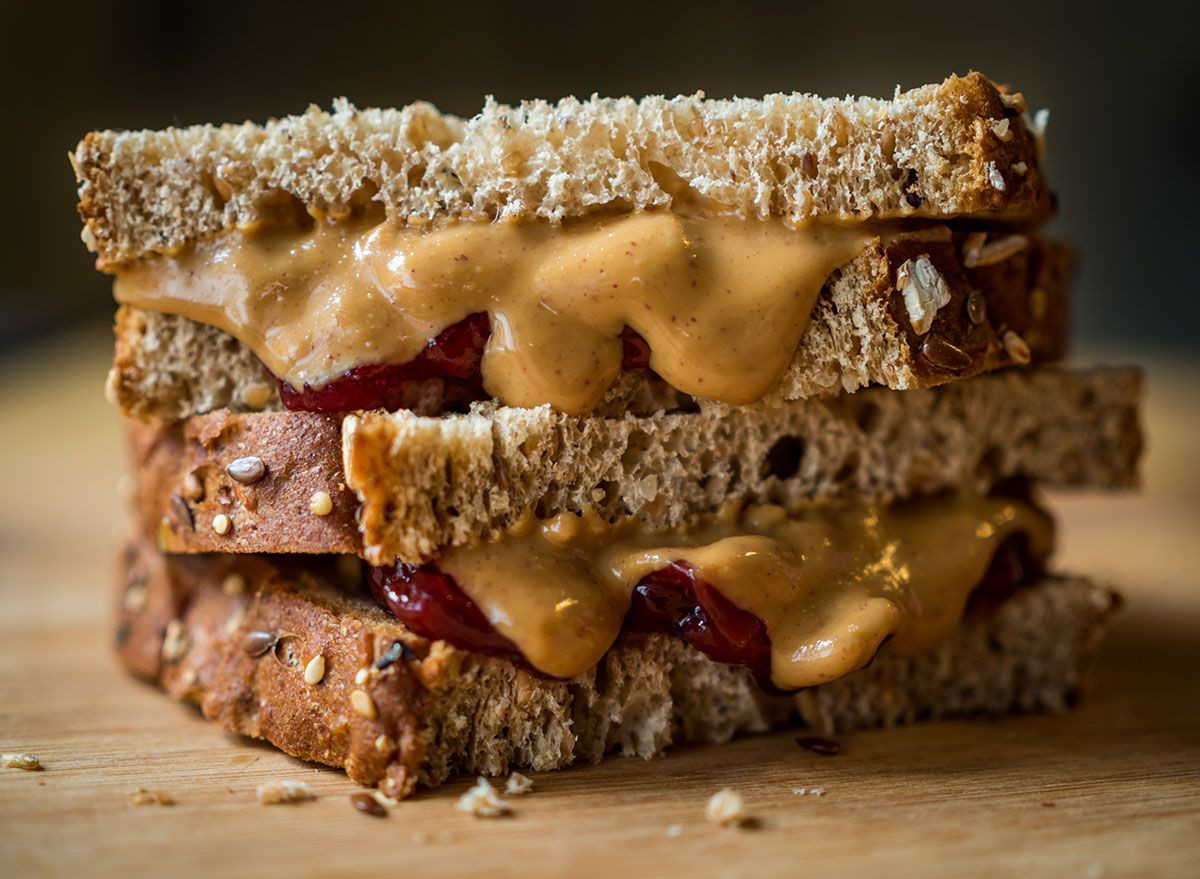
[3,0,1198,359]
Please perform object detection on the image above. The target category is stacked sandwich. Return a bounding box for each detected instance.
[74,73,1141,799]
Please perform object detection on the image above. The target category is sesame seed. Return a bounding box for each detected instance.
[374,735,396,753]
[303,655,326,684]
[309,491,333,516]
[162,619,189,662]
[1003,330,1032,365]
[123,581,148,612]
[354,667,370,686]
[212,514,231,535]
[221,573,246,595]
[350,689,377,720]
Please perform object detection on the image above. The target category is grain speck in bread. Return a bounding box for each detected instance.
[115,535,1119,798]
[74,73,1051,269]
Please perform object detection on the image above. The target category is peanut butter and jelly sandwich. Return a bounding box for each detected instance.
[75,72,1140,799]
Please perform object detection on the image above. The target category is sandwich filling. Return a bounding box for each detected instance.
[113,207,878,414]
[369,494,1053,690]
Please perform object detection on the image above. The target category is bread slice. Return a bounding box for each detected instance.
[108,227,1070,422]
[130,367,1141,563]
[115,534,1117,798]
[75,73,1050,269]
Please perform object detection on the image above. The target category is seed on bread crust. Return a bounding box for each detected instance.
[921,335,972,372]
[226,456,266,484]
[212,513,231,535]
[241,629,278,657]
[1003,330,1032,365]
[350,689,377,720]
[309,491,333,516]
[303,655,326,684]
[162,619,189,663]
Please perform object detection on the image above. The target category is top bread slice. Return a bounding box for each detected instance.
[74,72,1050,269]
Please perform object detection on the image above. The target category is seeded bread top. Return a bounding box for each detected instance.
[73,72,1050,268]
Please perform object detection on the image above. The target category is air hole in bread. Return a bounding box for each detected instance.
[273,635,303,669]
[762,436,806,480]
[855,401,882,434]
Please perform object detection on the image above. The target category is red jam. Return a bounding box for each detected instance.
[278,316,655,413]
[367,533,1040,686]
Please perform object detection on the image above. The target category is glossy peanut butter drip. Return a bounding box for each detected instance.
[114,211,875,413]
[439,497,1054,688]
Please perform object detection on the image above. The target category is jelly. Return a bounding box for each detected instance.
[279,315,655,413]
[367,532,1040,686]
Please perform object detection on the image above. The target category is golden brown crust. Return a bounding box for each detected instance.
[128,410,360,555]
[74,73,1052,270]
[114,536,1118,796]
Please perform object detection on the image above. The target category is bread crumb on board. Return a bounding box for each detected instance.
[131,786,175,806]
[505,772,534,795]
[706,788,748,826]
[456,777,510,817]
[256,780,315,805]
[2,753,43,771]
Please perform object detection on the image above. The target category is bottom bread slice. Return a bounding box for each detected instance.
[116,537,1118,798]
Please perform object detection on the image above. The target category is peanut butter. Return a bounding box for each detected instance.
[113,211,875,413]
[439,496,1053,688]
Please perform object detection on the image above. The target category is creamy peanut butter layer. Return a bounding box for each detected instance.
[419,494,1053,689]
[114,209,882,413]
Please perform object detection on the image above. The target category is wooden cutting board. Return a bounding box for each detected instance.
[2,335,1198,879]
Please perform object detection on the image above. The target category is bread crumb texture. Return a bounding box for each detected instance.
[74,73,1051,267]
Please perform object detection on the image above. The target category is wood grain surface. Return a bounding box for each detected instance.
[1,333,1197,879]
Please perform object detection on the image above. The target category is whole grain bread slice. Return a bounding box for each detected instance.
[108,227,1070,422]
[132,367,1141,564]
[76,73,1050,269]
[115,535,1117,798]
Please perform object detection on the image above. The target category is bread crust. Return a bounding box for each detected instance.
[75,73,1052,269]
[115,536,1117,797]
[108,229,1070,422]
[125,367,1141,562]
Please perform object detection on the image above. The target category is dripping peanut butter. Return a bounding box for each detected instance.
[437,496,1053,689]
[113,210,875,413]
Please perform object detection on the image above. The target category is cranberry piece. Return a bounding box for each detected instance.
[278,313,491,413]
[626,561,772,678]
[620,327,652,370]
[368,562,520,660]
[277,316,656,414]
[967,533,1042,613]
